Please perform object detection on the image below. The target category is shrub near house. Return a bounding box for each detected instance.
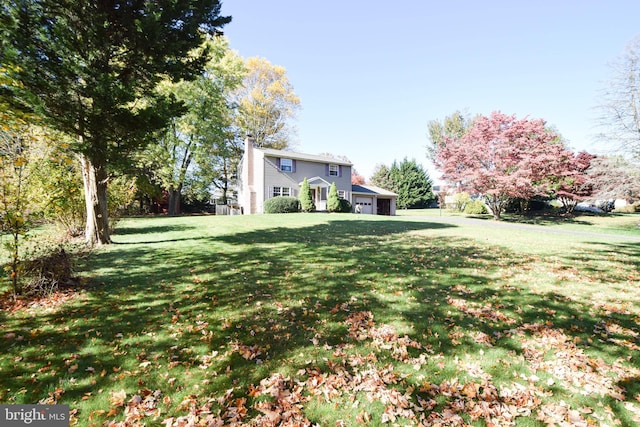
[299,177,316,212]
[463,199,488,214]
[263,196,301,213]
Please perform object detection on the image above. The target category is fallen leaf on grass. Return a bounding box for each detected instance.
[231,341,264,361]
[109,389,127,407]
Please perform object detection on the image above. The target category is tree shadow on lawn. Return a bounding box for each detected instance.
[0,279,188,405]
[113,223,197,236]
[111,223,201,244]
[2,217,640,423]
[461,210,606,225]
[570,241,640,274]
[2,219,456,405]
[561,241,640,301]
[465,212,594,226]
[501,214,593,226]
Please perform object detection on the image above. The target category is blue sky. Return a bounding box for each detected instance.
[222,1,640,181]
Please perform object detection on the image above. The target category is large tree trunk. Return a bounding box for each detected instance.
[485,195,504,220]
[167,185,182,216]
[220,180,229,205]
[560,197,577,215]
[81,155,111,245]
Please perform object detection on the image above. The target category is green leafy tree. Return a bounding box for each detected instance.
[426,111,473,161]
[452,192,472,212]
[0,122,60,294]
[139,38,246,214]
[0,1,231,244]
[196,43,246,206]
[1,125,34,294]
[299,177,315,212]
[34,137,85,236]
[389,158,435,209]
[204,124,245,206]
[140,117,188,216]
[231,57,301,149]
[327,182,341,212]
[369,164,394,190]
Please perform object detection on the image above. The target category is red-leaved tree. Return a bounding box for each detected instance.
[435,111,563,219]
[351,169,366,185]
[547,151,595,214]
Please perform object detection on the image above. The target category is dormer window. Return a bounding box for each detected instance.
[280,158,293,172]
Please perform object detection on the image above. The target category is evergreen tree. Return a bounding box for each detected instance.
[0,1,231,244]
[299,177,315,212]
[389,158,435,209]
[369,164,393,190]
[327,182,341,212]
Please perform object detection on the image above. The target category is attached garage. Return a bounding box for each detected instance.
[351,185,398,216]
[355,197,374,214]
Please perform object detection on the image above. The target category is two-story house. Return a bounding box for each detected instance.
[238,136,353,214]
[238,136,398,215]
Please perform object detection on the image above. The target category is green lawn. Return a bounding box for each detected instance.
[1,213,640,426]
[398,208,640,237]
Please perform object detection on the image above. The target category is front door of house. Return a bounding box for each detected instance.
[312,187,327,211]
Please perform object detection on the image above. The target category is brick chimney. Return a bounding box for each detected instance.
[244,135,257,213]
[245,135,255,186]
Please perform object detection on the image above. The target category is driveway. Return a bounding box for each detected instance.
[414,215,640,242]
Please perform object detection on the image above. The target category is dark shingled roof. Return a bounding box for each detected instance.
[351,184,397,197]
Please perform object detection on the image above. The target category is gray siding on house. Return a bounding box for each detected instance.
[239,137,355,214]
[263,156,300,197]
[264,155,352,199]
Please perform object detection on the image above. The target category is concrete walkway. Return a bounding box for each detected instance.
[410,215,640,242]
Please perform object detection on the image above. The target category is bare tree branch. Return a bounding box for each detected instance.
[596,35,640,159]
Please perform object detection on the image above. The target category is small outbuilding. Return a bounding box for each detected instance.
[351,185,398,216]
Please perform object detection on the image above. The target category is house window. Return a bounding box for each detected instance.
[280,158,293,172]
[329,164,339,176]
[338,190,346,199]
[272,186,291,197]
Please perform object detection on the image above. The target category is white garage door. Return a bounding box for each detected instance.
[355,197,373,214]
